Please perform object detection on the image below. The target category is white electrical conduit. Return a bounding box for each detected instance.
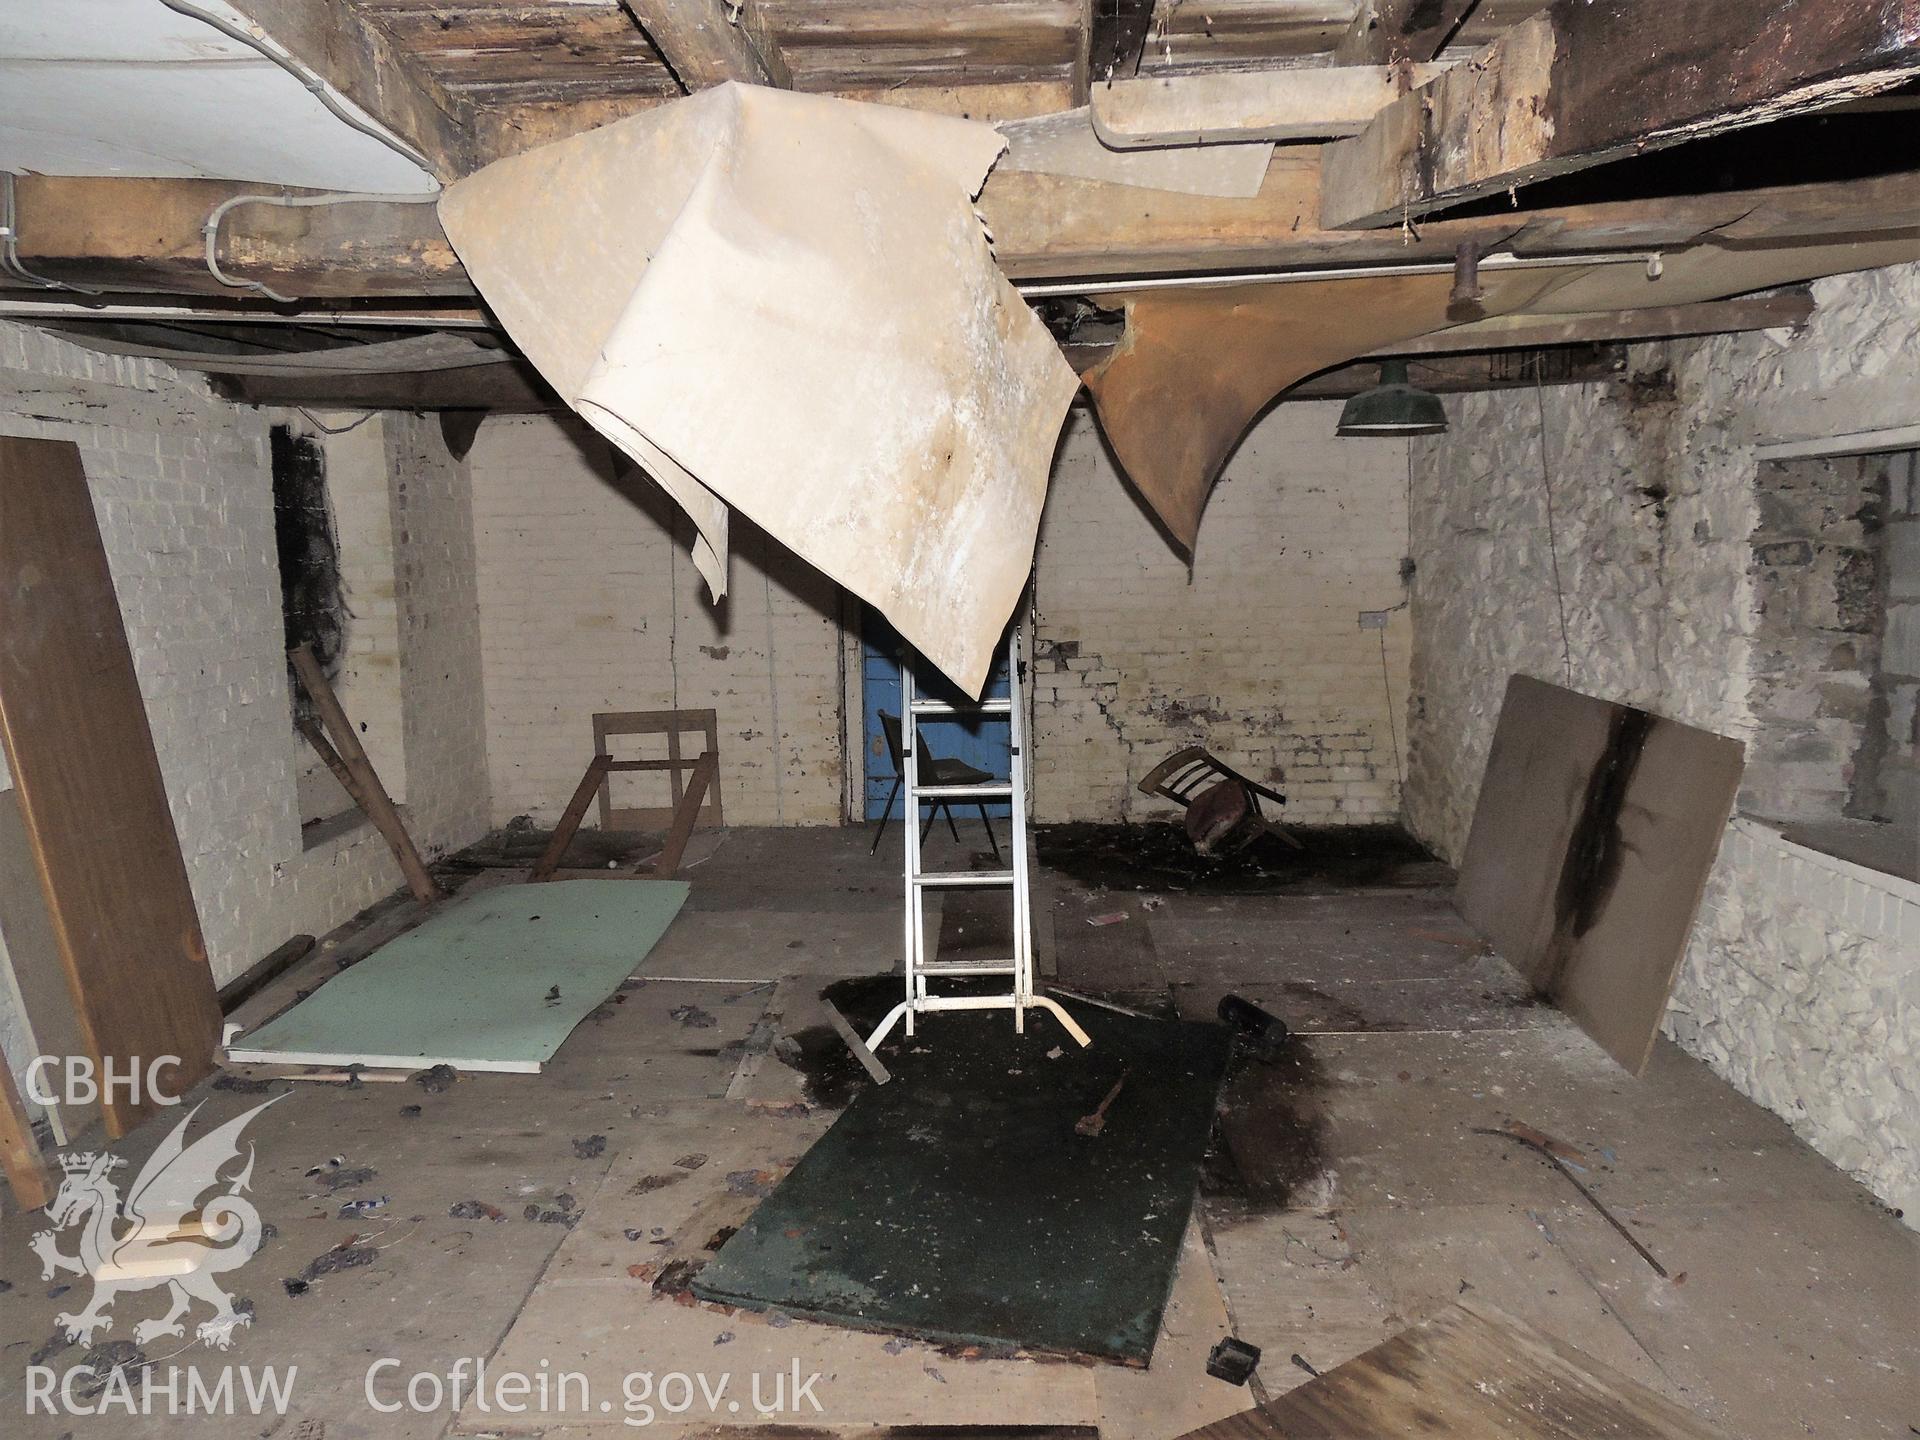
[201,191,440,304]
[1014,251,1665,298]
[153,0,439,179]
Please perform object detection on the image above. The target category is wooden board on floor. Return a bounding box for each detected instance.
[0,789,87,1145]
[0,436,221,1136]
[1455,675,1743,1074]
[1177,1300,1721,1439]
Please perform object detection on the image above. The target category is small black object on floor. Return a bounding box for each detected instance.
[1206,1336,1262,1385]
[693,988,1232,1364]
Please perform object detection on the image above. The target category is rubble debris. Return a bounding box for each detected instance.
[725,1168,777,1198]
[1291,1352,1321,1379]
[652,1257,707,1301]
[337,1197,388,1218]
[399,1104,422,1119]
[573,1134,608,1159]
[1206,1336,1262,1385]
[675,1153,709,1170]
[449,1200,505,1223]
[628,1172,687,1195]
[285,1243,376,1295]
[669,1003,717,1029]
[309,1164,377,1193]
[412,1064,459,1093]
[1086,911,1130,927]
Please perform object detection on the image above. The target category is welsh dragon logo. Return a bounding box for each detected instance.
[31,1096,283,1350]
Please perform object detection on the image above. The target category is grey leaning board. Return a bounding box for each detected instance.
[1457,675,1744,1074]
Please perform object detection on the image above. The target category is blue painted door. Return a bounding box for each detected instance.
[862,608,1012,820]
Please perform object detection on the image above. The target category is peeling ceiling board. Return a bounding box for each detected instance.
[440,83,1078,696]
[0,0,434,193]
[225,879,690,1072]
[51,331,508,376]
[1090,236,1920,550]
[1456,676,1744,1076]
[996,107,1274,197]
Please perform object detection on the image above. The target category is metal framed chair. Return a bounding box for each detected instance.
[868,710,1002,861]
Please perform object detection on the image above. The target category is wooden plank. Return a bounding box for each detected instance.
[1090,65,1441,146]
[650,751,719,879]
[1257,1301,1724,1439]
[1322,0,1920,229]
[1455,676,1744,1074]
[0,438,222,1138]
[1373,291,1816,355]
[12,163,1920,297]
[1332,0,1479,63]
[532,754,614,883]
[0,1042,53,1212]
[620,0,791,88]
[290,645,443,906]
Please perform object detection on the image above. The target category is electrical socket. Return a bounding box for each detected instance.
[1357,610,1389,631]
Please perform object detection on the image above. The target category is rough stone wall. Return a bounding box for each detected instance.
[0,321,491,1111]
[466,415,846,829]
[1033,406,1413,825]
[1744,452,1895,822]
[1868,451,1920,828]
[1405,261,1920,1220]
[1668,818,1920,1222]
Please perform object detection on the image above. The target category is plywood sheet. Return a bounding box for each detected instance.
[227,879,688,1072]
[439,82,1079,696]
[1456,676,1743,1074]
[0,436,220,1137]
[1181,1301,1722,1439]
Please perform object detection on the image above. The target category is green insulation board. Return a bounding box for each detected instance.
[693,994,1232,1363]
[226,879,689,1072]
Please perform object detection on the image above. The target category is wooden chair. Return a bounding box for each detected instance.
[1137,745,1300,853]
[868,711,1002,861]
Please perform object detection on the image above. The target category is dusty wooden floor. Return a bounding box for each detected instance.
[0,826,1911,1437]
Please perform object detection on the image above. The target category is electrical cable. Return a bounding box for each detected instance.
[154,0,437,177]
[1535,374,1575,687]
[1,171,103,296]
[202,191,438,304]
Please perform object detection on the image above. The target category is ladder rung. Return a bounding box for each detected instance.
[912,870,1015,888]
[915,783,1013,799]
[910,698,1012,716]
[919,960,1017,975]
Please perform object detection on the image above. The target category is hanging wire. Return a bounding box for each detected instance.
[202,191,437,304]
[1377,625,1404,794]
[1,171,103,296]
[1534,375,1575,687]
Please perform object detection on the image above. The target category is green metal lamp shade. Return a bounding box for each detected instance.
[1336,359,1449,437]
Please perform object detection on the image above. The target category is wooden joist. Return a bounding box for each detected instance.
[620,0,791,89]
[224,0,475,181]
[1090,66,1441,147]
[1332,0,1481,64]
[1322,0,1920,229]
[7,163,1918,301]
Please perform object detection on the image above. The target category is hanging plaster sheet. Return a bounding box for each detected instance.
[439,83,1079,696]
[1086,236,1918,550]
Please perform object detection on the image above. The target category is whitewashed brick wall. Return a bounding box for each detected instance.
[0,322,491,1114]
[466,416,847,829]
[469,406,1413,833]
[1404,262,1920,1221]
[1033,406,1412,824]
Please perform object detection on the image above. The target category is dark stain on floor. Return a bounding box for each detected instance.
[1038,822,1451,894]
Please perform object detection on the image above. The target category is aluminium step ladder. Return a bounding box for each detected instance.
[864,624,1091,1053]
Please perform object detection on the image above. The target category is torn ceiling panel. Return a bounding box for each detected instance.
[440,82,1078,696]
[1090,235,1920,550]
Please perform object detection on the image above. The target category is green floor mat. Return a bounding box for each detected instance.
[227,879,688,1072]
[692,995,1231,1363]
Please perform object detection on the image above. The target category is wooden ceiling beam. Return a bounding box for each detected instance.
[1322,0,1920,229]
[1090,65,1443,147]
[619,0,792,89]
[6,166,1915,301]
[223,0,478,181]
[1332,0,1481,65]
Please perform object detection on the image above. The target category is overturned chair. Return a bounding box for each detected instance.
[1138,746,1301,855]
